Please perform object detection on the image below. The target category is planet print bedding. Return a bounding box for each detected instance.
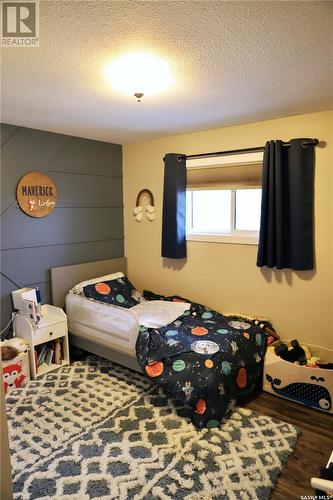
[83,276,144,308]
[136,295,274,428]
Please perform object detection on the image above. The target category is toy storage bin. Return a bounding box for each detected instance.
[263,341,333,414]
[2,351,30,395]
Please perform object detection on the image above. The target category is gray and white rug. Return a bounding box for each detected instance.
[6,356,300,499]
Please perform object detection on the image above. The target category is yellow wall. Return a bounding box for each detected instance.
[123,111,333,349]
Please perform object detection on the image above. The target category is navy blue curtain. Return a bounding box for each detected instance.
[257,139,315,270]
[161,153,187,258]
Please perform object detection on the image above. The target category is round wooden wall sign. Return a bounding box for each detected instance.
[16,172,58,218]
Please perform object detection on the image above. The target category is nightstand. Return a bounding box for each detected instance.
[14,304,70,379]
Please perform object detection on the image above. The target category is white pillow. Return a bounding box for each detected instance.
[130,300,190,328]
[71,272,124,295]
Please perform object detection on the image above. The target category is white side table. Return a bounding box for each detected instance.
[14,304,69,379]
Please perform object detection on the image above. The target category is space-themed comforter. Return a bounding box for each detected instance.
[136,298,271,428]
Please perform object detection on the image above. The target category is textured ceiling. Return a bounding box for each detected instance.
[1,1,333,144]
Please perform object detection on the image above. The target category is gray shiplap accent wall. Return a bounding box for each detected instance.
[0,123,123,327]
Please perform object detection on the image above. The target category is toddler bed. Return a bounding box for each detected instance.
[51,258,276,428]
[51,258,189,372]
[51,258,142,371]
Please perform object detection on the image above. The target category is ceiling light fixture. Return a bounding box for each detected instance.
[104,51,174,102]
[134,92,144,103]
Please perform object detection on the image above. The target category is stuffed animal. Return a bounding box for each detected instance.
[6,337,29,353]
[306,356,321,368]
[1,345,20,361]
[0,337,29,354]
[301,343,312,361]
[275,339,306,364]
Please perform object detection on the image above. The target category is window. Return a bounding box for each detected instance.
[186,153,263,244]
[234,188,262,231]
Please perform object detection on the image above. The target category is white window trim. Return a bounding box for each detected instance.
[186,232,259,245]
[186,152,263,246]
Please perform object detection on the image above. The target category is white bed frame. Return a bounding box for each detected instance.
[50,258,142,372]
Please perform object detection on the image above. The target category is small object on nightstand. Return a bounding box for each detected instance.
[14,304,70,380]
[35,286,42,321]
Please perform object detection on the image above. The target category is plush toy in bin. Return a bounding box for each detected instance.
[274,339,307,364]
[264,340,333,413]
[1,337,28,359]
[1,337,30,394]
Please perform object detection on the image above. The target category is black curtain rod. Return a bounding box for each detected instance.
[181,138,319,160]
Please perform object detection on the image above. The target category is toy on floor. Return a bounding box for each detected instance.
[1,338,30,394]
[311,451,333,497]
[2,359,27,393]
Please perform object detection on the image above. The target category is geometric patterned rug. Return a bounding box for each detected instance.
[6,356,300,499]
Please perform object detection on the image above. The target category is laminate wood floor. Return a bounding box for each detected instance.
[242,392,333,499]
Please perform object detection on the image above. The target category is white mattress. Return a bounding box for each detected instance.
[66,294,139,356]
